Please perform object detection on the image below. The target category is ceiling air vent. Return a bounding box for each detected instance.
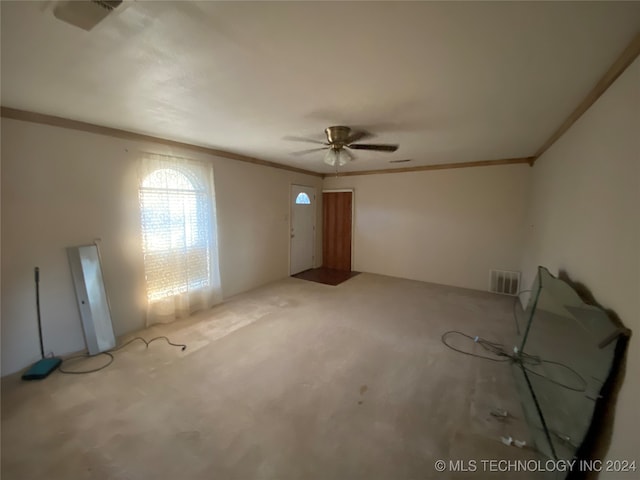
[53,0,123,31]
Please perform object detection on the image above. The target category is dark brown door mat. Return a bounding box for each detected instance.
[292,268,360,286]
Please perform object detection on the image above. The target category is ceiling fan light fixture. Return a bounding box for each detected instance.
[324,149,348,167]
[323,149,335,166]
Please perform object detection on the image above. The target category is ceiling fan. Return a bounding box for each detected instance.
[286,126,399,168]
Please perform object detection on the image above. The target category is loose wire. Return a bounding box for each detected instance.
[441,330,510,362]
[109,336,187,353]
[524,359,587,392]
[58,336,186,375]
[58,352,114,374]
[441,330,587,392]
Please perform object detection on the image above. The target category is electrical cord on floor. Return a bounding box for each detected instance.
[109,336,187,353]
[440,330,587,392]
[58,352,115,374]
[441,330,511,362]
[58,336,187,375]
[523,359,587,392]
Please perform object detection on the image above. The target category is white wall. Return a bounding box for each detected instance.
[1,118,322,375]
[521,57,639,475]
[323,165,531,291]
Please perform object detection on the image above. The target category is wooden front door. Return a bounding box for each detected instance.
[323,191,352,271]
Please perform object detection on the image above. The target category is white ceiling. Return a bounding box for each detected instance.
[1,1,639,174]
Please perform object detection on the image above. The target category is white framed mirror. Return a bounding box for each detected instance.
[67,244,116,354]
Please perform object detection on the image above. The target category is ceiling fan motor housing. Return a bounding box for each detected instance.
[325,126,352,147]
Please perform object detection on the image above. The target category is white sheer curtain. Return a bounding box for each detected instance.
[138,153,222,326]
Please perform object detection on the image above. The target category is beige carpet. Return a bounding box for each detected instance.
[1,273,539,479]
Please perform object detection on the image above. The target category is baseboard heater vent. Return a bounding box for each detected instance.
[489,269,520,296]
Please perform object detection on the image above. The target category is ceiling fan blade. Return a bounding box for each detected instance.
[290,147,328,156]
[283,135,326,145]
[348,144,399,152]
[345,130,373,145]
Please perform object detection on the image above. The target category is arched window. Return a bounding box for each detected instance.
[139,165,212,302]
[295,192,311,205]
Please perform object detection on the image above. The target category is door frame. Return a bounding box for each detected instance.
[289,184,317,275]
[322,188,355,269]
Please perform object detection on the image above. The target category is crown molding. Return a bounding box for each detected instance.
[324,157,534,178]
[532,31,640,163]
[0,106,323,178]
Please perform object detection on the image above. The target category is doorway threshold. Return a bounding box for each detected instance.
[292,267,360,286]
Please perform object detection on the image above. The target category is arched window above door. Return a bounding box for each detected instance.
[295,192,311,205]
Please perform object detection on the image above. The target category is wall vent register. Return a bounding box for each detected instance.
[490,269,520,296]
[53,0,123,31]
